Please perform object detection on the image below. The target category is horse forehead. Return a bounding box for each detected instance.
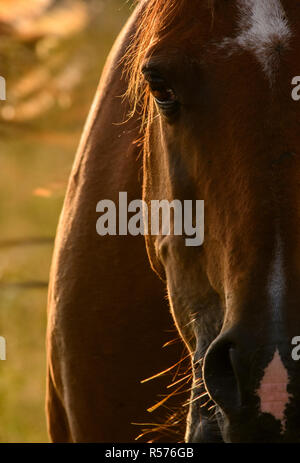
[219,0,292,81]
[236,0,291,45]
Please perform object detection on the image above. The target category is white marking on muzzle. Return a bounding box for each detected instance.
[256,236,291,432]
[256,349,290,431]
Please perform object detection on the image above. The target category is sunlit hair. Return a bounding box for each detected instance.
[125,0,185,120]
[123,4,216,441]
[124,0,214,140]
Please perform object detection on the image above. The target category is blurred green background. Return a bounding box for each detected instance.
[0,0,131,442]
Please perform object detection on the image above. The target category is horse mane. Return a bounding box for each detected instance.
[124,0,214,136]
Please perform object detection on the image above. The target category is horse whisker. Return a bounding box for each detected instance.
[141,352,191,384]
[147,384,186,413]
[167,373,192,389]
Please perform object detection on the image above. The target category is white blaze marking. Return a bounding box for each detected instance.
[256,236,291,432]
[218,0,292,83]
[236,0,292,81]
[256,349,290,431]
[268,233,285,323]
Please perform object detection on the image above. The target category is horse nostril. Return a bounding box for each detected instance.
[203,339,241,414]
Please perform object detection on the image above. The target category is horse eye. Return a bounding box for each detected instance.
[143,72,178,111]
[150,85,177,105]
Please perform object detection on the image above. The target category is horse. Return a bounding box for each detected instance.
[46,0,300,443]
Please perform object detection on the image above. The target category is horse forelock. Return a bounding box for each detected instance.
[124,0,209,137]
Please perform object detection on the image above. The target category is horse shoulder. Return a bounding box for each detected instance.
[46,2,183,443]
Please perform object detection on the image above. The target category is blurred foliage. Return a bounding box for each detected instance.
[0,0,132,442]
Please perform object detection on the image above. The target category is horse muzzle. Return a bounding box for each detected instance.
[188,324,300,443]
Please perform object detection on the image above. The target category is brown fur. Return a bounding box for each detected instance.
[47,0,300,443]
[46,3,186,442]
